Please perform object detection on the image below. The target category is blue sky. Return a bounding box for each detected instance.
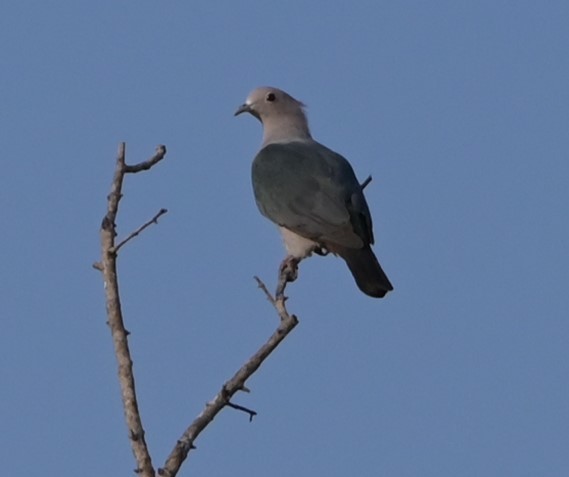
[1,1,568,476]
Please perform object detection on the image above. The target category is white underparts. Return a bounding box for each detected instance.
[278,227,319,259]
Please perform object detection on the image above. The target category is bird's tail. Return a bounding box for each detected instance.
[339,246,393,298]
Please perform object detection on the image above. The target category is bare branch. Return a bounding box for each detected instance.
[255,274,292,321]
[113,208,168,254]
[226,402,258,422]
[97,142,167,477]
[360,175,372,190]
[159,273,299,477]
[254,276,277,305]
[124,145,167,173]
[98,142,301,477]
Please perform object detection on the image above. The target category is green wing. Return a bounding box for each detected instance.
[251,140,374,249]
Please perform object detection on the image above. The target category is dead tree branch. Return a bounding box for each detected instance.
[97,142,300,477]
[360,175,372,190]
[97,143,166,477]
[225,402,258,422]
[113,208,168,254]
[159,276,298,476]
[124,145,167,173]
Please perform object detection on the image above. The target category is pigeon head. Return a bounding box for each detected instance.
[235,86,311,144]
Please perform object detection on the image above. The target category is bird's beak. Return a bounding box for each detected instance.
[234,103,251,116]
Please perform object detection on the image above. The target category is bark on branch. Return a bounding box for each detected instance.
[97,143,167,477]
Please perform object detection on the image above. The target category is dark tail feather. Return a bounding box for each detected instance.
[339,246,393,298]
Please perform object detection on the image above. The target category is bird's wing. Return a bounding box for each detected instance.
[252,141,374,249]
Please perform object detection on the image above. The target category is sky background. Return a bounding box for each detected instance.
[1,1,568,476]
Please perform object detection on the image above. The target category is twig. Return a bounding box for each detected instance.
[113,208,168,254]
[97,142,167,477]
[360,175,372,190]
[226,402,258,422]
[254,276,277,306]
[124,145,167,173]
[159,274,299,477]
[255,275,291,321]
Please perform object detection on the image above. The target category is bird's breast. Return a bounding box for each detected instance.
[278,227,319,259]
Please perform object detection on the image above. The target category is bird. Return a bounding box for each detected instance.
[235,86,393,298]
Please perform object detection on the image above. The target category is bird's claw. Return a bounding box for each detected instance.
[279,256,299,282]
[276,256,299,298]
[313,246,329,256]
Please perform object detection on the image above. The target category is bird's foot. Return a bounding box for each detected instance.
[280,255,299,281]
[313,245,329,256]
[276,256,299,298]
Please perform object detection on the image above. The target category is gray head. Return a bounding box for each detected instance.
[235,86,312,145]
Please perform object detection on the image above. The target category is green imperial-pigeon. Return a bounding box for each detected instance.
[235,86,393,298]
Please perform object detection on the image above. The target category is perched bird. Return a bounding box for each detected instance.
[235,86,393,298]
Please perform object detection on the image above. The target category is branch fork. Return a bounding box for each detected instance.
[97,143,300,477]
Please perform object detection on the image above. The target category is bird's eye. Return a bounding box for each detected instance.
[266,92,276,102]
